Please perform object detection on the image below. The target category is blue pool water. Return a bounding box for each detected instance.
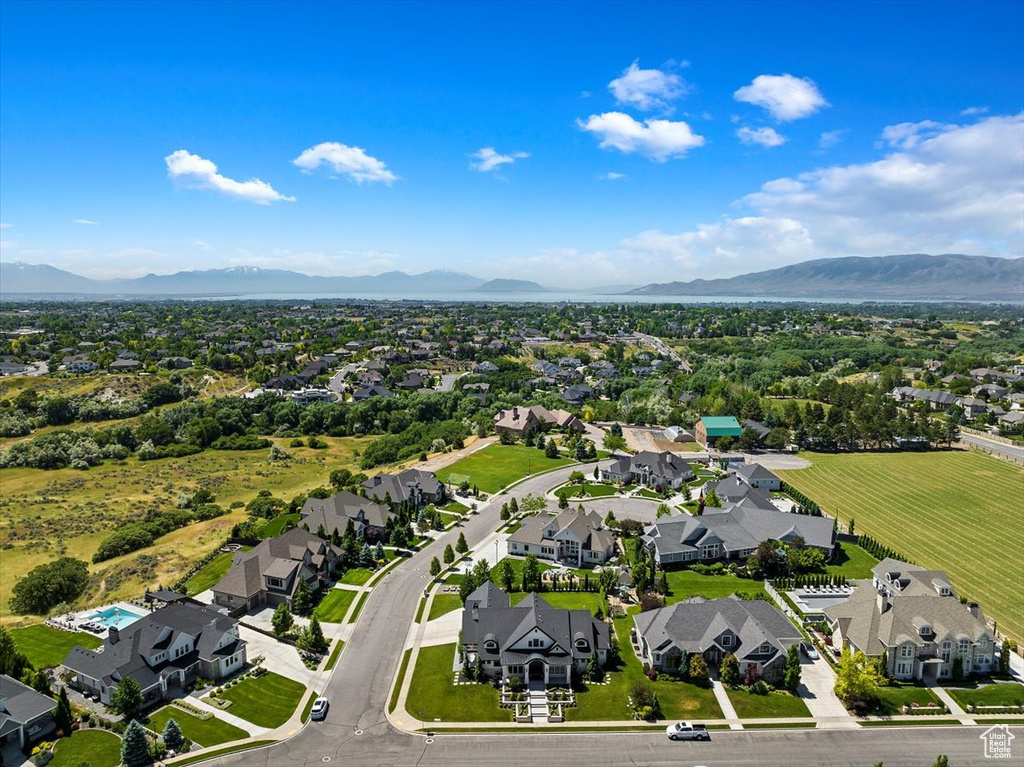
[89,606,144,630]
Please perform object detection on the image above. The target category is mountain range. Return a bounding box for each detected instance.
[628,254,1023,302]
[0,254,1020,301]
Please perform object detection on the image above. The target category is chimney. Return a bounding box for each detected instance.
[472,606,479,622]
[876,591,890,615]
[969,602,980,619]
[512,407,519,419]
[108,626,120,645]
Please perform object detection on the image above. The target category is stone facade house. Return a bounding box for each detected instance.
[824,559,997,682]
[300,491,395,541]
[361,469,445,508]
[601,450,694,490]
[62,603,246,707]
[507,510,616,566]
[461,583,610,685]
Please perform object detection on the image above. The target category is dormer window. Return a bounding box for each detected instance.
[758,643,772,654]
[484,640,498,651]
[721,635,732,647]
[574,638,589,650]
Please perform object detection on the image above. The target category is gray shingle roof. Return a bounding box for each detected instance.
[301,491,395,533]
[361,469,441,504]
[0,674,55,725]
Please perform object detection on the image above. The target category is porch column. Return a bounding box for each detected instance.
[544,663,549,685]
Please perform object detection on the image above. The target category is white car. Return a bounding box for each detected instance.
[665,721,710,741]
[310,697,329,721]
[800,641,820,660]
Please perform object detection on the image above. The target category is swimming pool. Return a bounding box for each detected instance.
[89,606,144,630]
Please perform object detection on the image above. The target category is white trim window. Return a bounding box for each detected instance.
[900,644,913,658]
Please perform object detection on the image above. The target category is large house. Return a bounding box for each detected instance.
[361,469,445,507]
[0,675,55,750]
[461,583,610,685]
[824,559,996,682]
[633,596,802,682]
[63,602,246,707]
[300,491,396,540]
[507,510,617,566]
[212,528,341,614]
[694,416,743,447]
[601,450,694,491]
[704,476,777,510]
[733,463,782,492]
[493,405,584,436]
[642,506,836,567]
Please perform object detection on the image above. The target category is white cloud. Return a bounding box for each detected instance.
[191,239,212,251]
[165,150,295,204]
[818,130,845,149]
[0,223,10,229]
[73,218,98,225]
[733,74,829,121]
[736,126,787,147]
[879,120,952,149]
[608,60,689,112]
[469,147,530,173]
[292,142,397,184]
[961,106,989,116]
[577,112,705,161]
[600,172,626,180]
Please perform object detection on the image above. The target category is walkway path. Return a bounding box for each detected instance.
[929,684,977,725]
[184,695,272,737]
[711,678,743,730]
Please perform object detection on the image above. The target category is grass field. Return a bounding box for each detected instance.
[663,570,767,606]
[437,444,574,494]
[0,435,370,625]
[10,624,101,668]
[315,589,358,623]
[149,706,248,747]
[511,591,605,613]
[324,639,345,671]
[217,672,305,728]
[405,643,509,722]
[726,689,811,718]
[568,614,722,722]
[427,593,463,621]
[945,682,1024,708]
[778,450,1024,644]
[51,729,122,767]
[556,482,619,498]
[258,513,300,538]
[185,551,234,596]
[825,541,879,579]
[339,567,375,586]
[875,683,941,714]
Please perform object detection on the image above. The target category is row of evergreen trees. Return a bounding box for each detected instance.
[779,481,822,516]
[772,573,849,589]
[857,534,914,565]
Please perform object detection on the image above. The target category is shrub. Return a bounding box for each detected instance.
[10,557,90,615]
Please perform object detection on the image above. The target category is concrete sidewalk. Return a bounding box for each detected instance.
[711,678,743,730]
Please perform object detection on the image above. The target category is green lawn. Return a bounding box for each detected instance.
[437,444,574,494]
[511,591,604,613]
[350,592,369,622]
[405,643,509,722]
[443,500,469,513]
[258,513,300,539]
[779,450,1024,644]
[637,488,664,500]
[217,672,305,728]
[185,551,234,596]
[149,706,248,747]
[825,541,879,579]
[339,567,375,586]
[51,729,122,767]
[10,624,101,669]
[945,682,1024,708]
[315,589,358,622]
[324,639,345,671]
[726,689,811,718]
[300,690,320,723]
[569,614,722,722]
[390,648,412,714]
[663,570,767,606]
[428,593,464,621]
[557,482,619,498]
[875,683,942,714]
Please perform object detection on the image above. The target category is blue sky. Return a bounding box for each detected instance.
[1,0,1022,286]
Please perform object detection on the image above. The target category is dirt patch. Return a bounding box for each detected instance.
[623,427,704,456]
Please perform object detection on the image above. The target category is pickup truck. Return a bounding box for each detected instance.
[665,721,710,741]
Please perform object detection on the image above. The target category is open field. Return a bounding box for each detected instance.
[217,671,305,728]
[149,705,249,747]
[0,436,369,625]
[825,541,879,579]
[437,444,574,494]
[663,570,767,606]
[945,682,1024,708]
[10,624,102,669]
[726,689,811,718]
[405,643,509,722]
[778,450,1024,644]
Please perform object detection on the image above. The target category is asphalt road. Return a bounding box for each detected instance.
[960,430,1024,460]
[202,463,1018,767]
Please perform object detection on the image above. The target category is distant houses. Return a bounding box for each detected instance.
[493,405,584,437]
[361,469,445,508]
[300,491,396,541]
[601,450,694,491]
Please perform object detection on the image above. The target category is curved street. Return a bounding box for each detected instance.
[200,462,1016,767]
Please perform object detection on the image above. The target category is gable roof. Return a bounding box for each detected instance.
[215,527,339,599]
[361,469,441,503]
[699,416,743,436]
[300,491,395,533]
[0,674,55,727]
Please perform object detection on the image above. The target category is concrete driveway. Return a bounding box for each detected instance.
[238,625,320,687]
[796,653,855,726]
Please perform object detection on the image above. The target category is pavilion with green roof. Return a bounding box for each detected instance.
[695,415,742,446]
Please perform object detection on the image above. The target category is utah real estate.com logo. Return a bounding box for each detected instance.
[980,724,1015,759]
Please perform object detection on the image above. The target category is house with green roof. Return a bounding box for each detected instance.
[695,415,742,447]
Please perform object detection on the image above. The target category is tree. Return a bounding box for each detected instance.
[558,491,569,509]
[848,518,856,536]
[10,557,90,615]
[455,532,469,556]
[292,578,314,616]
[509,497,520,515]
[0,627,30,680]
[656,502,671,519]
[111,676,143,721]
[603,510,617,528]
[54,685,73,736]
[931,756,949,767]
[272,603,294,636]
[688,654,710,688]
[32,668,50,695]
[120,718,151,767]
[522,553,541,592]
[702,487,722,508]
[568,470,585,485]
[430,557,442,578]
[1000,641,1012,674]
[834,647,882,713]
[545,439,559,458]
[500,502,510,521]
[719,653,741,687]
[443,544,455,565]
[753,540,780,578]
[306,614,327,653]
[783,643,802,691]
[603,433,627,454]
[498,558,515,592]
[162,716,185,752]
